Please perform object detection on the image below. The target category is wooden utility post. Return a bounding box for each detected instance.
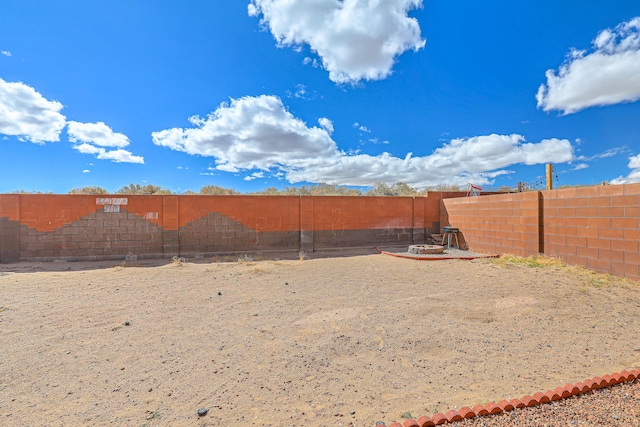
[546,163,553,190]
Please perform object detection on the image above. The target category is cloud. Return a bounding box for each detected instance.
[152,95,338,172]
[576,146,629,161]
[67,121,131,147]
[152,95,575,188]
[537,17,640,114]
[73,142,144,164]
[286,135,573,187]
[82,169,90,173]
[68,121,144,164]
[248,0,426,83]
[353,122,371,133]
[610,154,640,184]
[318,117,334,134]
[286,84,317,100]
[571,163,589,171]
[95,148,144,164]
[0,78,66,143]
[302,57,320,68]
[1,51,11,57]
[244,171,265,181]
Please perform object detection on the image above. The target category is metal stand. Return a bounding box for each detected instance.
[441,226,460,249]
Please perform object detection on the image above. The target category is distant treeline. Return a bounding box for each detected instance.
[11,182,465,196]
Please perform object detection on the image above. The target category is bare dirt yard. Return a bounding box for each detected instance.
[1,252,639,426]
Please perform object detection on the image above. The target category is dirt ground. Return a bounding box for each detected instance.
[1,252,639,426]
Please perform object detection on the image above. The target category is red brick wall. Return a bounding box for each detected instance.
[441,192,541,257]
[542,183,640,279]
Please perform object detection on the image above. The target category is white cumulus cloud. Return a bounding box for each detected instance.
[611,154,640,184]
[67,121,131,147]
[95,148,144,164]
[248,0,425,83]
[1,51,11,57]
[286,134,574,187]
[244,171,265,181]
[152,95,338,172]
[152,95,575,188]
[537,17,640,114]
[0,78,66,143]
[68,121,143,164]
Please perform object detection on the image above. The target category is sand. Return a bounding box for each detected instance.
[1,253,639,426]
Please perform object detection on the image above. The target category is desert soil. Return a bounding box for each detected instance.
[1,253,639,426]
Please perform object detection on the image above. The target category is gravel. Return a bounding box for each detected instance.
[443,379,640,427]
[377,246,493,259]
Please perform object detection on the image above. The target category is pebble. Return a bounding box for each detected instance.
[197,407,208,417]
[124,321,131,326]
[218,292,222,296]
[438,379,640,427]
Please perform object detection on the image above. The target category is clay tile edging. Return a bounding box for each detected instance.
[484,402,502,415]
[416,415,435,427]
[497,399,514,411]
[520,395,539,407]
[509,398,526,408]
[458,406,475,418]
[471,405,489,416]
[533,392,550,404]
[444,410,463,422]
[544,389,559,401]
[431,413,448,425]
[554,387,571,399]
[380,369,640,426]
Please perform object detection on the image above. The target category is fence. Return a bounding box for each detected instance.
[0,192,464,262]
[2,185,639,281]
[441,183,640,280]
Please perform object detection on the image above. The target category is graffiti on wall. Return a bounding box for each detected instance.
[96,198,128,213]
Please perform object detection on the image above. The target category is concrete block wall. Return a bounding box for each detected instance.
[542,183,640,279]
[2,187,638,280]
[442,183,640,280]
[0,195,167,261]
[311,196,413,249]
[1,193,466,262]
[176,195,301,257]
[441,191,542,257]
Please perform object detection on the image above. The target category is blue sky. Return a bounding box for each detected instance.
[1,0,640,193]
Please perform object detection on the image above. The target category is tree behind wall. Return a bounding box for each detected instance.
[116,184,173,195]
[199,185,239,195]
[365,182,423,196]
[68,186,109,194]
